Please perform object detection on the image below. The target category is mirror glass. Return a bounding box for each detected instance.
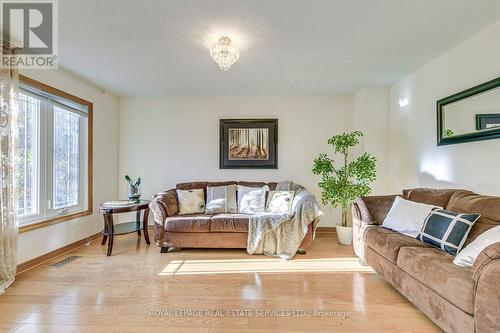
[442,86,500,138]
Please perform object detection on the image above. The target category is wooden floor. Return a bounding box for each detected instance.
[1,232,441,332]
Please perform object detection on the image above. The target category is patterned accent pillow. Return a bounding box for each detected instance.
[266,191,295,214]
[176,189,205,215]
[205,184,237,214]
[418,208,480,256]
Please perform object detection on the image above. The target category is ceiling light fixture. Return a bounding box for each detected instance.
[210,36,239,71]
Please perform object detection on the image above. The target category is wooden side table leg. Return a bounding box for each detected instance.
[143,208,150,245]
[101,234,108,245]
[136,210,141,237]
[105,213,115,256]
[101,214,108,245]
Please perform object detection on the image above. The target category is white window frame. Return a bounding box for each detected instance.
[17,76,93,232]
[47,104,88,217]
[16,92,41,222]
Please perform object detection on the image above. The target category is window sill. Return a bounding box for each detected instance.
[19,209,93,233]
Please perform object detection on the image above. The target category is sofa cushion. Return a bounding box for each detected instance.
[402,188,460,207]
[364,226,430,264]
[397,246,474,314]
[237,181,267,188]
[210,214,251,233]
[205,184,237,214]
[267,182,278,191]
[382,196,439,238]
[418,208,479,256]
[357,195,398,225]
[446,190,500,244]
[237,185,268,214]
[176,182,208,191]
[177,189,205,214]
[165,214,212,232]
[454,225,500,267]
[238,181,278,191]
[207,181,237,187]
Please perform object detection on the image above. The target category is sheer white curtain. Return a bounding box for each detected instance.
[0,43,19,294]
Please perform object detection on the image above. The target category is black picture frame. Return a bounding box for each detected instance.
[219,119,278,169]
[437,76,500,146]
[475,113,500,131]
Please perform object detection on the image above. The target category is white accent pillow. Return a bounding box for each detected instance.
[205,184,237,214]
[453,225,500,267]
[266,191,295,214]
[176,189,205,215]
[237,185,268,214]
[382,196,441,238]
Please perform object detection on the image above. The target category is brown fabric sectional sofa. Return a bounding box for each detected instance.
[352,188,500,333]
[149,181,314,253]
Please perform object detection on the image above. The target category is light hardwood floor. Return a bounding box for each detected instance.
[1,232,441,332]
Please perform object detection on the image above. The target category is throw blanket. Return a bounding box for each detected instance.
[247,181,323,259]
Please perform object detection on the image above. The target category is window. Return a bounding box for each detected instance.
[17,76,93,231]
[17,94,39,217]
[53,106,80,209]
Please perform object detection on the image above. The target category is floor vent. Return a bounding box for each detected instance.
[50,255,82,268]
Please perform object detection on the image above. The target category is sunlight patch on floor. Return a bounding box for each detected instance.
[158,257,374,275]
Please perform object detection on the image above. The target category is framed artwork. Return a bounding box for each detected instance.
[219,119,278,169]
[476,113,500,130]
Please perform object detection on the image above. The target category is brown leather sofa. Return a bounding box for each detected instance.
[149,181,314,254]
[352,188,500,333]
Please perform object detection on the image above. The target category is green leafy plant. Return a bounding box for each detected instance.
[312,131,376,227]
[444,129,455,137]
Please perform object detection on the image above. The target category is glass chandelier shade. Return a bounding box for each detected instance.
[210,36,239,71]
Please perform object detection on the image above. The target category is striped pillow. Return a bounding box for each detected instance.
[205,184,237,214]
[418,208,480,256]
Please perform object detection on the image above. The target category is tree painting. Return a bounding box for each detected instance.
[228,128,269,160]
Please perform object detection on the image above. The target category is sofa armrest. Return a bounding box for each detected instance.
[149,189,178,225]
[472,242,500,333]
[351,195,397,263]
[472,242,500,280]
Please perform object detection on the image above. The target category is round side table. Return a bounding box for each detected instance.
[98,200,151,256]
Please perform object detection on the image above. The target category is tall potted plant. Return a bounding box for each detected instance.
[312,131,376,245]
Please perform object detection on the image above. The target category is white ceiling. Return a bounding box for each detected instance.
[59,0,500,96]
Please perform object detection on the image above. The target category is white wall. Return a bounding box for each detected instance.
[18,69,119,264]
[118,96,354,227]
[354,87,391,195]
[389,19,500,195]
[16,17,500,262]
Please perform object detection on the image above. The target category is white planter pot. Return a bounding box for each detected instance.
[336,225,353,246]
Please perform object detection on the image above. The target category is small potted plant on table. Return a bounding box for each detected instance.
[312,131,376,245]
[125,175,142,201]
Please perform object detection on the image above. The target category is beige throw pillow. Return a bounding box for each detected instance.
[237,185,268,214]
[176,189,205,214]
[205,184,237,214]
[266,191,295,214]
